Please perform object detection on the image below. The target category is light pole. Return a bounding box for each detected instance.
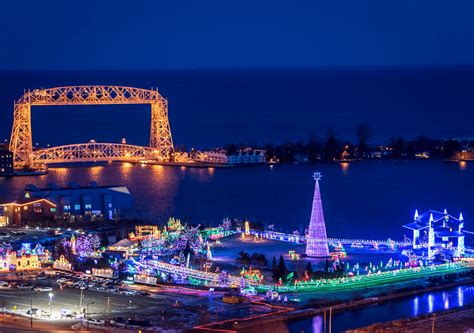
[107,296,110,329]
[86,301,94,330]
[79,288,84,313]
[48,293,54,319]
[30,298,33,328]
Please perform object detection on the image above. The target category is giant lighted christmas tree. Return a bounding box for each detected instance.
[305,171,329,257]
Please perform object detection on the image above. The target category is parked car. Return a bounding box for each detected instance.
[18,283,33,290]
[34,286,53,292]
[0,281,9,287]
[86,318,105,325]
[26,308,39,315]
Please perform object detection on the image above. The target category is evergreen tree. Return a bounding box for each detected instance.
[324,129,338,160]
[271,256,279,282]
[278,255,288,282]
[306,261,314,278]
[356,123,371,156]
[100,231,109,247]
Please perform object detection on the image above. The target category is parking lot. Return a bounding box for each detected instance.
[0,270,271,330]
[0,271,153,319]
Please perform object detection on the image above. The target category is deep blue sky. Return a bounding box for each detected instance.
[1,0,473,70]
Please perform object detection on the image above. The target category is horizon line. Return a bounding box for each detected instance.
[1,64,474,72]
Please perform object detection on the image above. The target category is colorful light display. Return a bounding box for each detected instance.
[305,172,329,257]
[168,217,183,231]
[258,261,471,293]
[53,255,73,271]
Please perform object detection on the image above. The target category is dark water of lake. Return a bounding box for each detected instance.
[1,69,474,147]
[0,160,472,244]
[287,285,474,332]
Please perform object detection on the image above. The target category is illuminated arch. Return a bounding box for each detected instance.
[9,85,173,167]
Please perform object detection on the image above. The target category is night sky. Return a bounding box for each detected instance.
[0,1,473,146]
[1,0,473,70]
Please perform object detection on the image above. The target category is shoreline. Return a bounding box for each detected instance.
[350,303,474,332]
[196,272,474,332]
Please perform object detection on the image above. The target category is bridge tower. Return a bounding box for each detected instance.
[9,102,33,168]
[305,171,330,257]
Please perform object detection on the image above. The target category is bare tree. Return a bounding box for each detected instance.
[356,123,371,155]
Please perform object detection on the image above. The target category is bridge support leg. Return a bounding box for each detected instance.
[10,103,33,168]
[150,100,174,160]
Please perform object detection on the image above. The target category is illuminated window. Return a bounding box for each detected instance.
[50,208,56,213]
[74,204,80,210]
[85,204,92,210]
[64,205,70,210]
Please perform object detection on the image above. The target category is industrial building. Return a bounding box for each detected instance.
[227,148,266,164]
[0,182,132,226]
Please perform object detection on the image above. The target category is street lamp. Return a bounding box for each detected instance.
[86,302,94,330]
[48,293,54,319]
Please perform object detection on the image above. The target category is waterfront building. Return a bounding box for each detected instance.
[21,181,132,222]
[305,172,330,257]
[456,149,474,161]
[403,209,466,258]
[0,149,13,176]
[1,182,131,225]
[194,149,228,164]
[0,198,57,227]
[227,148,266,164]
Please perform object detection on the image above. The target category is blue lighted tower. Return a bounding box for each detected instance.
[306,172,330,257]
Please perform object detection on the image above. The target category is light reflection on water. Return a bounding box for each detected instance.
[119,162,134,180]
[428,293,434,313]
[340,162,350,176]
[0,161,473,237]
[288,285,474,333]
[413,296,418,316]
[312,315,323,333]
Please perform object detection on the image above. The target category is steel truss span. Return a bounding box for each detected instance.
[9,85,174,168]
[33,143,156,164]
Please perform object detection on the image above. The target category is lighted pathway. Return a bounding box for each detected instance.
[257,260,474,293]
[131,258,258,287]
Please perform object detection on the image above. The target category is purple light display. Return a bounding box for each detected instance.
[305,172,330,257]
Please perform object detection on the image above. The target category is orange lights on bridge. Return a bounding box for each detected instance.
[9,85,174,168]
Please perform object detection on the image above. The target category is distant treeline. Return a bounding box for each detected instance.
[225,124,471,162]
